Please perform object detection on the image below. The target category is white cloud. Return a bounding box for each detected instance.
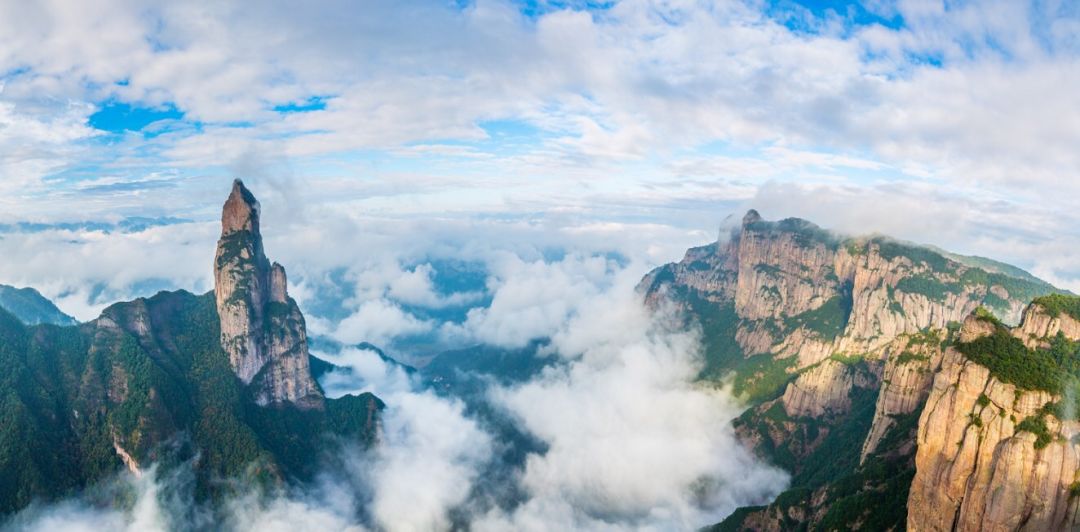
[448,253,616,348]
[332,298,434,346]
[0,0,1077,215]
[474,267,789,530]
[316,345,494,532]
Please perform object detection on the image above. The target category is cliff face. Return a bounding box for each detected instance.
[215,180,322,408]
[908,312,1080,532]
[1013,302,1080,349]
[650,211,1068,531]
[0,181,382,515]
[642,211,1049,384]
[859,331,945,464]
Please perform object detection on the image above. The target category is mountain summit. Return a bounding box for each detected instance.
[214,179,322,408]
[0,180,380,515]
[642,210,1080,530]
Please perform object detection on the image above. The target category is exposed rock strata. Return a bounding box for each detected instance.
[907,316,1080,532]
[644,211,1067,531]
[642,211,1043,380]
[859,333,945,464]
[782,359,874,418]
[214,179,322,408]
[1013,303,1080,348]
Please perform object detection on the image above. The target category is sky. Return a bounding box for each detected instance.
[3,2,1079,530]
[1,0,1080,315]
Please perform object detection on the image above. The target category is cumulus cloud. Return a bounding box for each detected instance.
[387,264,484,309]
[2,0,1079,258]
[0,223,216,321]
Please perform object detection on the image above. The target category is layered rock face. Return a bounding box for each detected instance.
[908,314,1080,532]
[648,211,1066,531]
[215,179,322,408]
[859,332,945,464]
[1013,302,1080,349]
[642,211,1048,379]
[782,359,875,418]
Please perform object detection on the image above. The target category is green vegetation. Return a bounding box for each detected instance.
[790,385,878,489]
[895,350,929,366]
[710,505,767,532]
[908,328,942,346]
[1032,294,1080,321]
[754,263,783,276]
[815,454,914,531]
[721,382,915,531]
[874,239,953,272]
[955,323,1080,394]
[1016,415,1053,449]
[945,252,1049,285]
[745,217,840,250]
[784,296,852,342]
[871,237,1061,309]
[843,240,865,257]
[895,274,957,302]
[956,319,1080,449]
[0,285,77,326]
[828,352,865,366]
[968,413,983,428]
[730,353,798,404]
[0,290,382,514]
[889,299,906,315]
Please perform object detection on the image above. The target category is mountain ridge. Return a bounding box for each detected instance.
[0,181,381,516]
[642,209,1075,530]
[0,285,77,327]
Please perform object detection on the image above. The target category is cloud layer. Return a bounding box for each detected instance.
[3,1,1080,293]
[2,245,788,531]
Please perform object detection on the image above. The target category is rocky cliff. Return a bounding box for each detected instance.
[0,181,381,515]
[215,179,322,408]
[643,212,1048,375]
[908,310,1080,531]
[645,211,1069,531]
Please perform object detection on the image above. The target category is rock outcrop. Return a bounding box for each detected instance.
[907,314,1080,531]
[648,211,1067,531]
[1013,302,1080,349]
[782,359,874,418]
[641,211,1052,383]
[643,211,1057,465]
[859,331,945,464]
[215,179,322,408]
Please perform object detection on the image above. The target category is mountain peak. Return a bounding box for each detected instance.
[222,179,260,236]
[742,209,762,226]
[214,182,322,408]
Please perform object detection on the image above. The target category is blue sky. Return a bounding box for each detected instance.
[1,0,1080,317]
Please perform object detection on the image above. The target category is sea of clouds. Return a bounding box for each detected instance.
[0,210,789,531]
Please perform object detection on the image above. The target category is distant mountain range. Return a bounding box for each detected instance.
[0,285,76,326]
[5,192,1080,531]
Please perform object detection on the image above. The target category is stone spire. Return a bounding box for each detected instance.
[214,179,323,409]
